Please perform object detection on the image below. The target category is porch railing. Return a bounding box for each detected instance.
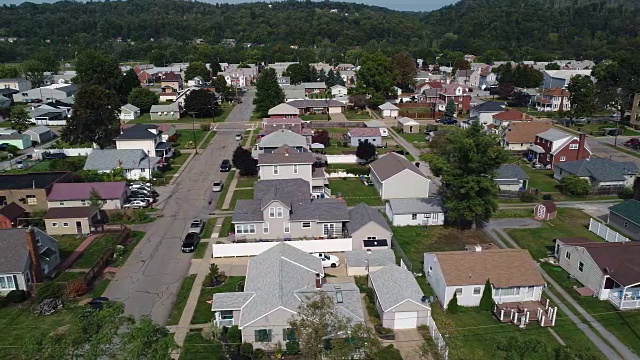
[609,293,640,310]
[214,318,234,327]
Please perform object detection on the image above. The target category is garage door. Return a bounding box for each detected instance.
[394,311,417,329]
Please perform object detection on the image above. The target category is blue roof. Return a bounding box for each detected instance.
[554,158,638,182]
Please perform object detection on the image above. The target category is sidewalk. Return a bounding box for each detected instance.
[57,234,101,271]
[221,170,240,210]
[388,127,442,192]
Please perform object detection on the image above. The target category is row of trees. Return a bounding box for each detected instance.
[282,63,347,87]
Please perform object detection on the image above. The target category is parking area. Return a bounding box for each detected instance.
[212,251,349,277]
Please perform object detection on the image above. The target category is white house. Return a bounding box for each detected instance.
[424,248,546,309]
[83,149,162,180]
[150,102,181,121]
[369,153,430,200]
[119,104,141,121]
[347,128,382,147]
[495,164,529,192]
[0,77,32,92]
[330,84,348,97]
[469,102,505,125]
[543,70,592,89]
[385,198,445,226]
[379,102,400,118]
[114,124,168,157]
[13,84,77,103]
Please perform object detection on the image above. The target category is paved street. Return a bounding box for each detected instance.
[588,136,640,166]
[103,89,255,323]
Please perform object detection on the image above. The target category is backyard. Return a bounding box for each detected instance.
[343,108,372,120]
[70,233,117,269]
[174,130,209,149]
[191,276,245,324]
[55,234,88,261]
[520,165,558,193]
[129,103,234,124]
[327,178,383,206]
[228,188,254,210]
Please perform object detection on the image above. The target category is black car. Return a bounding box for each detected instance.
[87,297,109,310]
[181,233,201,253]
[220,159,232,172]
[43,152,68,160]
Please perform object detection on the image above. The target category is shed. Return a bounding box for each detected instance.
[397,117,420,134]
[43,207,101,235]
[347,128,382,147]
[345,249,396,276]
[379,102,400,118]
[24,126,55,144]
[534,201,557,220]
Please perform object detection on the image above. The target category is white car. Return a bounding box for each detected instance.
[130,182,153,190]
[212,181,224,192]
[312,253,340,268]
[188,219,203,234]
[235,133,243,141]
[123,200,149,209]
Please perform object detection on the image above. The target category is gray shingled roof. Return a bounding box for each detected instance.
[121,104,140,112]
[232,200,264,223]
[150,102,180,112]
[115,124,158,140]
[26,125,52,135]
[347,203,391,234]
[496,164,529,181]
[296,282,364,323]
[259,129,307,148]
[84,149,161,171]
[210,292,255,310]
[369,265,429,311]
[387,197,444,215]
[290,198,349,222]
[378,102,399,110]
[258,145,316,165]
[268,103,299,115]
[370,152,426,182]
[287,99,345,108]
[537,128,571,142]
[472,101,504,112]
[255,179,310,200]
[0,229,29,273]
[554,158,638,182]
[345,249,396,268]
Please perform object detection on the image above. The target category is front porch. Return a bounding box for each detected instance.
[155,142,174,159]
[608,287,640,310]
[493,296,557,327]
[213,310,235,327]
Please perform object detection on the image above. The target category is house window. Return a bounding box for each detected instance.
[0,275,16,290]
[565,251,571,260]
[293,164,299,174]
[263,223,269,234]
[455,288,463,296]
[255,329,272,343]
[473,287,482,296]
[62,222,69,227]
[273,165,279,175]
[559,156,566,162]
[24,271,31,285]
[302,222,311,228]
[411,214,417,220]
[283,328,296,342]
[569,144,579,150]
[578,262,584,272]
[51,222,58,227]
[497,287,520,297]
[424,214,431,218]
[269,207,276,218]
[80,200,88,206]
[58,201,65,206]
[276,207,283,218]
[236,224,256,234]
[26,195,37,205]
[284,222,290,233]
[367,236,377,240]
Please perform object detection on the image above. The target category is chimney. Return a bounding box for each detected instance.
[315,273,322,289]
[577,133,587,160]
[284,147,289,156]
[475,244,482,252]
[25,228,44,283]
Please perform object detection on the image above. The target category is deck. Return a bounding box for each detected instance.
[493,297,557,327]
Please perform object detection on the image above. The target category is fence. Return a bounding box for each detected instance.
[427,316,449,360]
[211,238,353,258]
[308,121,365,128]
[82,225,131,284]
[33,147,94,160]
[588,219,630,242]
[325,155,358,164]
[391,237,413,272]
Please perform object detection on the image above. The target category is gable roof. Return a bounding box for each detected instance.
[83,149,161,171]
[504,121,553,144]
[345,249,396,268]
[25,125,52,135]
[44,206,98,219]
[115,124,158,140]
[121,104,140,112]
[160,72,182,81]
[370,152,426,182]
[150,102,180,113]
[609,200,640,226]
[555,159,638,183]
[576,242,640,286]
[493,109,532,121]
[536,128,572,142]
[543,87,570,97]
[427,249,545,288]
[0,202,26,220]
[263,117,302,126]
[347,203,391,234]
[287,99,345,108]
[440,83,469,96]
[397,117,419,126]
[472,101,505,112]
[268,103,299,115]
[259,129,307,148]
[496,164,529,181]
[369,265,429,311]
[378,102,399,111]
[387,197,444,215]
[348,128,381,137]
[258,145,316,165]
[0,228,30,273]
[47,182,127,201]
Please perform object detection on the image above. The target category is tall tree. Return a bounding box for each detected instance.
[545,62,561,70]
[254,68,284,117]
[592,57,640,120]
[567,75,597,119]
[392,52,417,91]
[184,61,211,82]
[184,89,216,117]
[9,106,31,133]
[118,68,141,103]
[75,50,122,91]
[355,141,376,162]
[0,64,21,78]
[284,63,308,85]
[425,122,508,228]
[33,49,60,73]
[128,87,159,113]
[444,99,456,117]
[22,60,46,88]
[357,53,394,100]
[62,85,120,149]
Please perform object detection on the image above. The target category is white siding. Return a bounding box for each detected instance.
[259,163,313,185]
[389,212,444,226]
[115,139,157,156]
[47,198,125,210]
[424,254,448,306]
[557,244,607,299]
[382,170,430,200]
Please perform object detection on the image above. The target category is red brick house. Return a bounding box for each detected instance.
[0,202,27,228]
[527,129,591,169]
[439,83,472,112]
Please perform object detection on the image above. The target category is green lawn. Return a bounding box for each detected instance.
[605,143,640,159]
[568,122,640,136]
[90,277,111,297]
[110,231,145,268]
[505,208,601,260]
[191,276,245,324]
[128,106,233,124]
[70,233,117,269]
[399,131,427,144]
[344,109,372,120]
[301,114,332,120]
[229,189,254,210]
[54,234,87,261]
[179,332,226,360]
[219,217,232,237]
[164,152,190,178]
[215,103,235,122]
[236,176,257,188]
[192,241,208,259]
[328,179,383,206]
[167,274,197,326]
[520,165,558,193]
[55,270,86,282]
[215,170,235,210]
[174,130,208,150]
[201,218,217,239]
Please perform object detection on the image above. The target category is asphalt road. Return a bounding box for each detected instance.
[103,89,255,323]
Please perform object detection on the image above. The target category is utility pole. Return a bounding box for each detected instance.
[189,111,198,154]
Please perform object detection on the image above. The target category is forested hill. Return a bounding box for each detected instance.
[0,0,638,63]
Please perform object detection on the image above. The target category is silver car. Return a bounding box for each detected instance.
[212,181,224,192]
[188,219,203,234]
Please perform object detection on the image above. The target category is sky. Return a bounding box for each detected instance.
[0,0,456,12]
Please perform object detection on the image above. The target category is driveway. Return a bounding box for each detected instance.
[329,112,348,122]
[103,89,256,323]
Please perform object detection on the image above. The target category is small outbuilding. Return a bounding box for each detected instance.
[44,207,101,235]
[534,201,557,220]
[379,102,400,118]
[345,249,396,276]
[24,125,55,145]
[397,117,420,134]
[120,104,141,121]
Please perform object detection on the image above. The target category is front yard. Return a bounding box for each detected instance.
[235,176,256,188]
[191,276,245,324]
[344,109,372,120]
[228,189,254,210]
[70,233,117,269]
[174,130,209,149]
[180,332,226,360]
[327,178,383,206]
[167,274,197,326]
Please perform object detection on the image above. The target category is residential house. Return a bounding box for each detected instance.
[287,99,345,114]
[379,102,400,118]
[0,78,31,92]
[253,129,310,157]
[232,179,349,242]
[347,203,393,251]
[160,72,183,93]
[439,83,472,113]
[491,109,533,127]
[302,82,327,94]
[424,248,546,309]
[120,104,141,121]
[368,265,431,329]
[364,120,389,137]
[455,69,480,88]
[554,238,640,309]
[370,153,430,200]
[122,123,176,142]
[385,198,445,226]
[345,249,396,276]
[330,84,348,97]
[0,172,71,211]
[282,86,306,102]
[554,159,638,189]
[340,70,356,86]
[501,121,553,151]
[268,103,300,118]
[29,106,68,126]
[43,71,75,86]
[24,126,54,145]
[543,70,592,89]
[187,76,204,87]
[13,84,77,103]
[0,228,60,295]
[527,129,591,168]
[115,124,172,158]
[630,93,640,129]
[261,117,305,136]
[210,243,364,349]
[219,66,258,87]
[0,202,27,228]
[83,149,162,180]
[495,164,529,192]
[347,128,382,147]
[469,102,505,124]
[607,200,640,241]
[150,103,181,121]
[536,88,571,112]
[44,207,101,235]
[479,68,497,89]
[47,182,128,210]
[0,133,32,149]
[397,117,420,134]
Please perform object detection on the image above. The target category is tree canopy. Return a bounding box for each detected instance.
[254,68,284,117]
[75,50,122,92]
[9,106,30,133]
[184,89,216,117]
[567,75,597,119]
[128,87,159,113]
[184,61,211,82]
[495,63,543,88]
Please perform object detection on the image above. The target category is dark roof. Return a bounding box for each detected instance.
[609,200,640,225]
[0,88,18,96]
[258,145,316,165]
[0,202,27,220]
[156,141,172,150]
[554,159,638,183]
[161,72,182,81]
[115,124,159,140]
[580,242,640,286]
[556,237,597,245]
[287,99,345,108]
[495,164,529,181]
[370,153,426,182]
[48,182,127,201]
[0,172,69,190]
[472,101,505,112]
[255,179,310,203]
[347,203,391,234]
[44,207,98,219]
[540,200,557,213]
[0,228,29,273]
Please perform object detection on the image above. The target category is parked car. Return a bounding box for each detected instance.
[131,188,159,197]
[43,152,68,160]
[312,253,340,268]
[87,297,109,310]
[220,159,232,172]
[441,118,458,125]
[212,181,224,192]
[624,138,639,147]
[130,182,153,190]
[123,200,149,209]
[129,194,155,203]
[181,233,201,253]
[235,133,243,141]
[188,219,203,234]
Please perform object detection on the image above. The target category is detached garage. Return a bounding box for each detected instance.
[345,249,395,276]
[368,265,431,329]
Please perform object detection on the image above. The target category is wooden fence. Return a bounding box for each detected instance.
[308,121,365,128]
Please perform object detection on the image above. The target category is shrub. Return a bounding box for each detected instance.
[167,135,178,143]
[183,141,196,149]
[6,289,28,303]
[253,349,267,360]
[519,191,538,203]
[152,171,164,179]
[240,342,254,359]
[173,149,181,157]
[200,123,211,131]
[108,211,126,223]
[560,175,591,196]
[227,325,242,354]
[64,281,88,298]
[285,340,300,355]
[479,279,494,311]
[36,282,63,302]
[373,345,403,360]
[130,209,150,222]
